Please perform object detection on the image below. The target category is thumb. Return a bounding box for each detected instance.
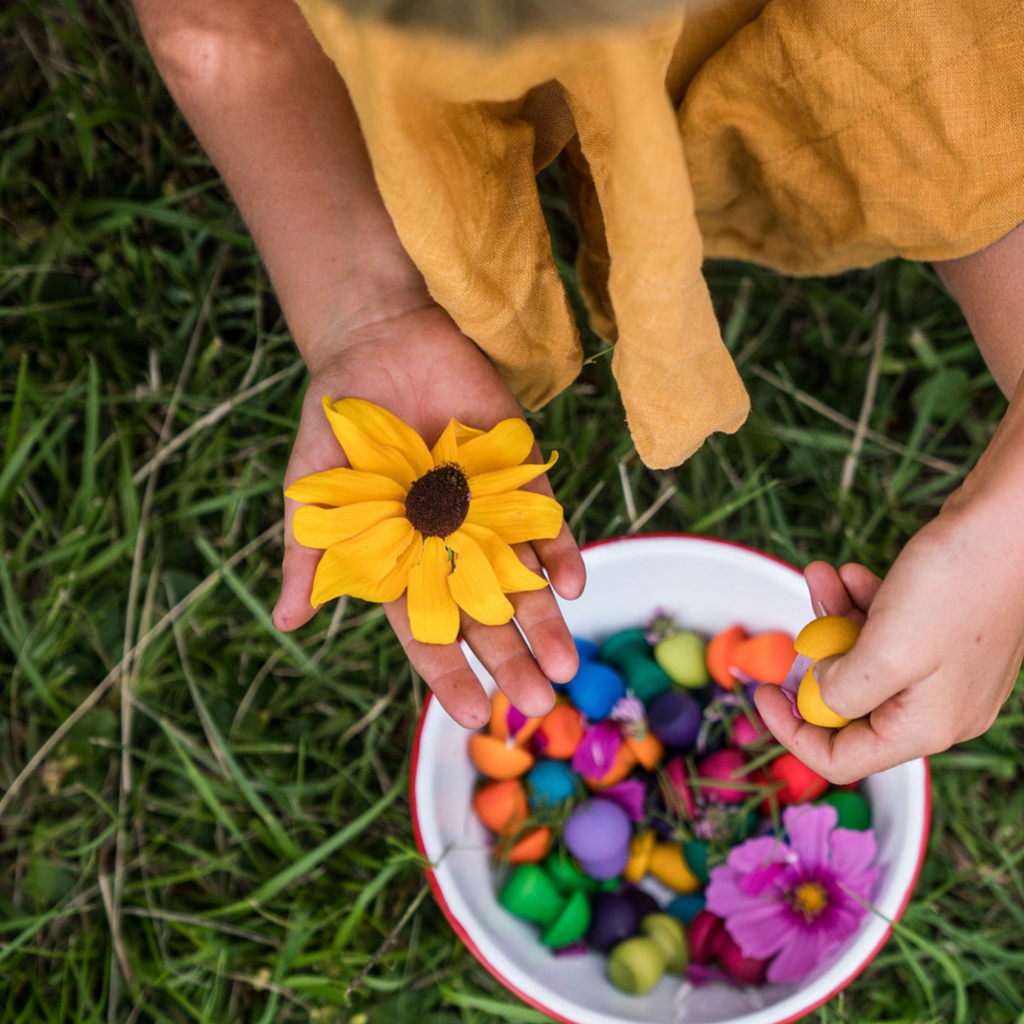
[812,644,893,723]
[272,510,322,632]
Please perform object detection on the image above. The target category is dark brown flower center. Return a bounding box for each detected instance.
[404,462,471,538]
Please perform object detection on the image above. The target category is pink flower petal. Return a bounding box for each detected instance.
[765,926,824,983]
[725,835,792,875]
[601,779,648,821]
[739,862,786,897]
[829,826,878,876]
[836,866,880,906]
[687,963,732,986]
[721,902,792,960]
[783,804,838,871]
[705,868,747,918]
[571,721,622,779]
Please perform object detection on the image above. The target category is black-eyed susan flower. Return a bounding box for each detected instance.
[286,397,563,644]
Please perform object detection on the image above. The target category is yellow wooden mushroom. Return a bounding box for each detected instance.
[793,615,861,728]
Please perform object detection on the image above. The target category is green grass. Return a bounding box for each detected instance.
[3,2,1024,1023]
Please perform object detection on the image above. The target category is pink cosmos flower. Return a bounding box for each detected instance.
[705,804,879,983]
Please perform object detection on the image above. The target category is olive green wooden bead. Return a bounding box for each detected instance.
[607,936,666,994]
[640,913,689,973]
[654,632,709,688]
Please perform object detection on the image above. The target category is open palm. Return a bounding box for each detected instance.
[273,303,585,727]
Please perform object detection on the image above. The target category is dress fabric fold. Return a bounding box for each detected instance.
[294,0,1024,469]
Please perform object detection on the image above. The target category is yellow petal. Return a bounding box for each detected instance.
[431,419,459,466]
[456,418,535,477]
[465,491,564,544]
[330,397,433,477]
[458,523,550,594]
[374,532,424,604]
[310,518,416,605]
[285,467,407,505]
[453,419,486,444]
[321,397,416,488]
[407,536,460,645]
[293,501,406,550]
[468,451,558,498]
[447,530,515,626]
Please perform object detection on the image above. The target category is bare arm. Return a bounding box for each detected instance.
[133,0,585,726]
[757,221,1024,781]
[132,0,426,364]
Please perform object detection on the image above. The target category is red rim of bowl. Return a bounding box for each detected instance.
[409,533,933,1024]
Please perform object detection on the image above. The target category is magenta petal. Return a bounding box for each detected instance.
[783,804,838,871]
[721,903,793,960]
[839,865,880,904]
[725,835,792,875]
[687,963,732,986]
[822,900,866,942]
[571,721,622,778]
[829,827,878,876]
[506,705,529,737]
[739,862,785,897]
[765,927,824,983]
[601,779,647,821]
[705,867,747,918]
[553,942,589,958]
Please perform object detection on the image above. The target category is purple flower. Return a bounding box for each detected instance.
[705,804,879,984]
[780,654,814,720]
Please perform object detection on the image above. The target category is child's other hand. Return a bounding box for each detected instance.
[272,300,585,729]
[755,505,1023,783]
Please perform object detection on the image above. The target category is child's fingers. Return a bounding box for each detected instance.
[532,521,586,601]
[755,684,897,785]
[519,443,586,602]
[385,600,492,730]
[458,613,556,719]
[506,543,580,685]
[838,562,883,614]
[803,561,865,624]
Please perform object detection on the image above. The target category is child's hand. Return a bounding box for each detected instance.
[755,504,1023,783]
[272,300,585,729]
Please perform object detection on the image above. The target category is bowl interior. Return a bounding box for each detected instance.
[412,536,928,1024]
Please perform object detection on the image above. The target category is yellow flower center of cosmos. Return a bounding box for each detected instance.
[404,462,471,538]
[791,882,829,918]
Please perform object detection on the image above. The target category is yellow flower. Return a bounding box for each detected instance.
[286,397,564,644]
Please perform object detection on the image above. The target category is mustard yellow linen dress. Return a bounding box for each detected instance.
[293,0,1024,468]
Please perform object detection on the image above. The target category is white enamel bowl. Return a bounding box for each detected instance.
[411,535,930,1024]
